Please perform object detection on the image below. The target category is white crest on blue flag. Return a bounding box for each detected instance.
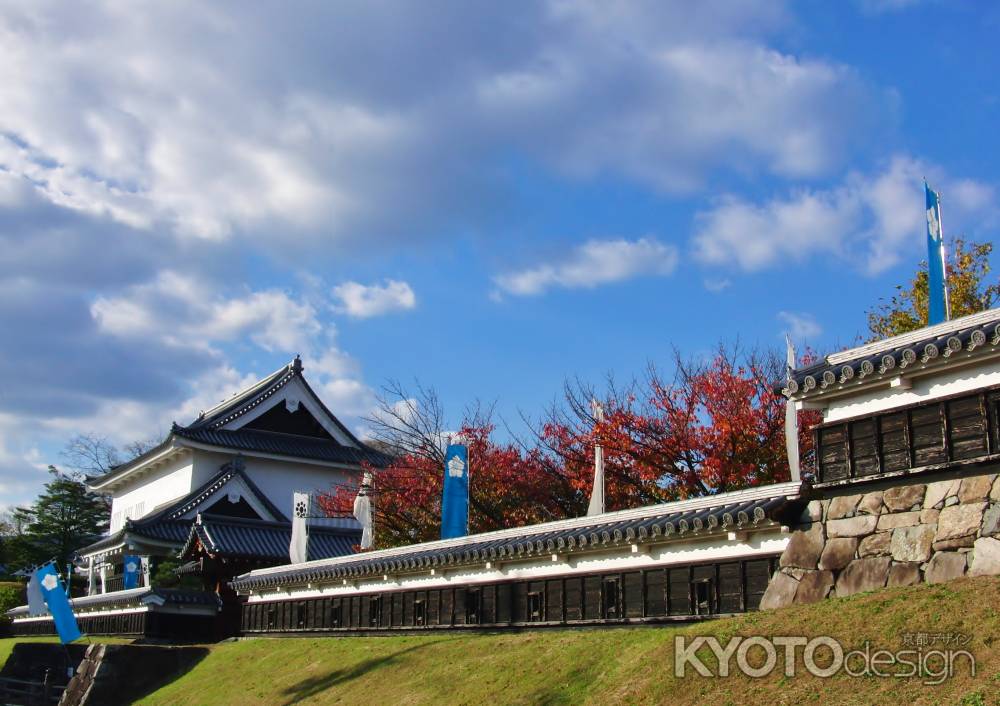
[33,563,81,644]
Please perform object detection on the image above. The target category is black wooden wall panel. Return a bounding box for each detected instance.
[623,572,643,618]
[583,576,601,620]
[643,569,666,617]
[564,577,583,621]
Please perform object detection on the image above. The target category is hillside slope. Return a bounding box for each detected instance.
[71,577,1000,704]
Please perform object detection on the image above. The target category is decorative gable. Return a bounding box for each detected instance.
[241,400,336,441]
[172,465,286,523]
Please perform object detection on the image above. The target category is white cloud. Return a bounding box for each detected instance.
[84,270,377,454]
[91,271,321,353]
[703,278,732,293]
[0,1,884,250]
[693,155,997,275]
[857,0,924,14]
[332,280,416,319]
[494,237,678,297]
[778,311,823,341]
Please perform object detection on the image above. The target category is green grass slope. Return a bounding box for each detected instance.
[12,576,1000,706]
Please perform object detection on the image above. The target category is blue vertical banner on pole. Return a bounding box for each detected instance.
[123,555,140,589]
[441,444,469,539]
[925,182,948,325]
[33,563,81,644]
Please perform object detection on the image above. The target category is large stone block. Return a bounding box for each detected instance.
[887,562,922,587]
[834,557,891,596]
[890,524,935,563]
[919,508,940,525]
[779,522,825,569]
[924,551,967,584]
[819,537,858,571]
[958,475,994,504]
[794,570,835,604]
[924,478,959,510]
[884,484,926,512]
[827,515,878,538]
[933,536,975,551]
[981,503,1000,537]
[858,491,884,515]
[828,494,863,520]
[876,512,922,531]
[760,570,799,610]
[858,532,891,557]
[991,476,1000,502]
[935,503,987,542]
[968,537,1000,577]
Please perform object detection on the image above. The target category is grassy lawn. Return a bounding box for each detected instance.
[130,575,1000,706]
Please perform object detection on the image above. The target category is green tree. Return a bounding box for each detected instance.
[5,466,109,571]
[867,238,1000,341]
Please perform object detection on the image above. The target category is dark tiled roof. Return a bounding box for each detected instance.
[78,459,288,556]
[6,587,220,618]
[172,426,391,467]
[231,482,804,593]
[182,516,359,561]
[87,356,391,488]
[782,308,1000,399]
[75,520,191,556]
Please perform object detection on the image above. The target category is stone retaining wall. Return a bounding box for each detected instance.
[760,470,1000,609]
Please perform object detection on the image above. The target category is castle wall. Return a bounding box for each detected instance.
[761,466,1000,608]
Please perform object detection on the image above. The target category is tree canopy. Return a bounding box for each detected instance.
[318,346,819,549]
[867,238,999,340]
[4,466,109,571]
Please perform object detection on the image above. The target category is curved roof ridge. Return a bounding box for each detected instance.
[827,307,1000,366]
[190,356,300,430]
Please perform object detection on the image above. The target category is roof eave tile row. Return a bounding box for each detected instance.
[784,320,1000,399]
[231,495,794,593]
[6,587,220,618]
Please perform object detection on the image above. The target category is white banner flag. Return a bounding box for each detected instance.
[587,400,605,517]
[353,472,374,550]
[289,491,310,564]
[785,335,801,483]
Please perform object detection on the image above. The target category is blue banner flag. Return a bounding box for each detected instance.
[441,444,469,539]
[123,555,141,590]
[925,182,949,325]
[33,563,81,644]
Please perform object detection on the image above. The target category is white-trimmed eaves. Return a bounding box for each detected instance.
[829,308,1000,365]
[242,481,803,580]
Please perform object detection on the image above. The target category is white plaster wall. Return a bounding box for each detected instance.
[821,358,1000,423]
[240,456,358,520]
[109,454,194,530]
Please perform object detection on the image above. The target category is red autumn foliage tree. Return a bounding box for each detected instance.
[534,345,819,512]
[315,382,576,548]
[317,346,820,550]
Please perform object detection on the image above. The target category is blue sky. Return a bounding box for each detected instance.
[1,0,998,508]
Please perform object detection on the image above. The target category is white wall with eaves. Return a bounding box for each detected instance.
[108,452,194,531]
[192,449,359,521]
[245,529,789,603]
[808,357,1000,423]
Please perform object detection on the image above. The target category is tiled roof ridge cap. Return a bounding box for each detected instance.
[826,307,1000,366]
[242,481,803,579]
